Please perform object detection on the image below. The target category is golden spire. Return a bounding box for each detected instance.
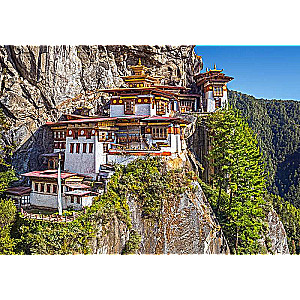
[214,64,216,69]
[138,58,142,65]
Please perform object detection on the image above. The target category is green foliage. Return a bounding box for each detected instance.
[0,199,16,254]
[94,156,193,222]
[204,108,268,254]
[121,230,141,255]
[229,90,300,207]
[13,211,97,255]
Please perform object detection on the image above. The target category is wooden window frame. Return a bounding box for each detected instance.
[156,101,166,115]
[83,143,87,153]
[215,98,221,109]
[53,184,57,194]
[98,132,106,142]
[151,126,168,139]
[103,143,109,153]
[70,143,74,153]
[76,143,80,153]
[124,99,135,115]
[47,184,51,193]
[89,143,93,153]
[213,86,223,97]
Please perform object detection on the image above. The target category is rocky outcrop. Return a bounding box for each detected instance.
[94,181,229,254]
[0,45,197,174]
[265,208,290,254]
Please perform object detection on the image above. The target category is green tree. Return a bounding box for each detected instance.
[0,199,16,254]
[204,108,268,254]
[228,90,300,208]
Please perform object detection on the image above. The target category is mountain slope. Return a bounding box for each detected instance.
[228,90,300,206]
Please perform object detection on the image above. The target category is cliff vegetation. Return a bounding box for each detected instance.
[197,109,269,254]
[228,90,300,208]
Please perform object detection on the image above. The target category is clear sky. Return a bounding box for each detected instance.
[194,46,300,101]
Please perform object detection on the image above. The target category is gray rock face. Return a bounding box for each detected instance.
[94,181,229,254]
[266,208,290,254]
[0,45,197,174]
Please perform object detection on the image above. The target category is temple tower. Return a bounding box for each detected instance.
[194,65,233,112]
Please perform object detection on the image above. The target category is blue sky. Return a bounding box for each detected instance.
[194,46,300,101]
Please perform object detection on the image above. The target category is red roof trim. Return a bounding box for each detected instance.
[21,170,79,179]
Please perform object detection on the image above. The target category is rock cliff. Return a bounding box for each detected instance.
[95,181,229,254]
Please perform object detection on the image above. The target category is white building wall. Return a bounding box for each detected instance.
[64,136,96,176]
[110,105,125,117]
[206,91,215,112]
[82,196,94,207]
[221,89,228,109]
[95,140,108,176]
[135,103,151,116]
[30,192,67,209]
[66,195,94,210]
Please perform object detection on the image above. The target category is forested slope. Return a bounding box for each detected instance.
[228,90,300,207]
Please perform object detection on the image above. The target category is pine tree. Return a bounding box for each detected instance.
[205,109,268,254]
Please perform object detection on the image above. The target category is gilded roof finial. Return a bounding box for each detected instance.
[206,67,208,72]
[214,64,216,70]
[138,58,142,65]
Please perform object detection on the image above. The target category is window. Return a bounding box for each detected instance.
[74,130,78,139]
[213,86,223,97]
[99,132,106,141]
[34,183,39,192]
[124,99,135,115]
[156,101,166,115]
[215,98,221,109]
[77,197,80,204]
[103,143,109,153]
[152,127,167,139]
[40,183,44,193]
[83,143,87,153]
[76,143,80,153]
[57,131,60,139]
[54,132,57,139]
[53,185,57,194]
[70,143,74,153]
[47,184,51,193]
[89,143,93,153]
[71,196,74,203]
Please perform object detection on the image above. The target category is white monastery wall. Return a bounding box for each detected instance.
[206,91,215,113]
[30,192,67,209]
[110,105,124,117]
[64,136,96,176]
[135,103,151,116]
